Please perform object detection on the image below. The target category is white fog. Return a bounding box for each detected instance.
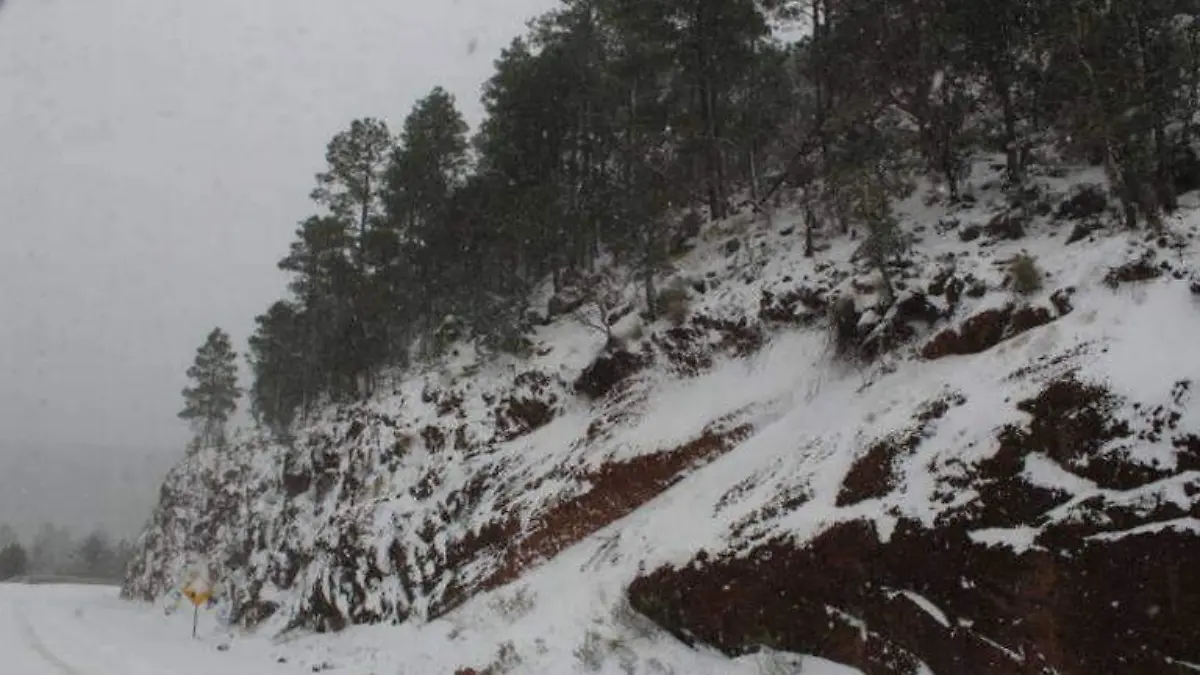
[0,0,551,548]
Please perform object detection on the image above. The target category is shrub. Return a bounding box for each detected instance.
[827,296,860,360]
[624,319,646,343]
[1055,184,1108,220]
[476,641,521,675]
[574,630,609,672]
[656,284,691,327]
[574,350,645,400]
[574,630,630,672]
[488,586,536,619]
[1009,253,1043,295]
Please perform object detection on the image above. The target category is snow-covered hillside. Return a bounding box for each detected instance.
[124,160,1200,674]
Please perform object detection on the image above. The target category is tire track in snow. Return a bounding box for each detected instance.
[17,605,82,675]
[19,597,189,675]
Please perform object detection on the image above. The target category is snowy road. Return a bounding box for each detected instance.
[0,583,292,675]
[0,583,862,675]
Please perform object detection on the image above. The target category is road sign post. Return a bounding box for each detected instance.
[180,565,214,639]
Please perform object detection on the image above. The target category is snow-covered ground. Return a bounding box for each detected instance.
[0,583,292,674]
[0,583,854,674]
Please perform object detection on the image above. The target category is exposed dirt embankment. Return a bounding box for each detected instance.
[123,187,1200,669]
[122,303,770,634]
[630,519,1199,675]
[629,376,1200,674]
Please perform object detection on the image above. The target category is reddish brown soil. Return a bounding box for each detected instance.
[373,420,756,625]
[629,519,1200,675]
[483,422,753,590]
[630,378,1200,674]
[574,349,648,400]
[837,436,912,506]
[838,394,966,506]
[493,397,556,442]
[922,304,1055,360]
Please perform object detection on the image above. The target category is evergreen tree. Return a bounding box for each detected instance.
[0,542,27,580]
[382,87,472,347]
[0,523,16,549]
[293,120,400,397]
[385,87,470,237]
[179,327,241,448]
[238,0,1200,435]
[310,117,393,266]
[73,530,115,578]
[247,301,311,438]
[606,0,774,220]
[29,522,71,575]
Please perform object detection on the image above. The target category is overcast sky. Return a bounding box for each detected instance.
[0,0,555,455]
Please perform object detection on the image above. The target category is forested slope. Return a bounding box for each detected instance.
[126,0,1200,672]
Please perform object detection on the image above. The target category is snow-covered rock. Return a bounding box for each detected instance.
[124,163,1200,674]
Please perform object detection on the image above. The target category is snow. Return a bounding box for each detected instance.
[125,157,1200,674]
[1085,517,1200,542]
[1023,453,1098,495]
[0,581,860,675]
[887,589,951,628]
[968,526,1043,553]
[0,583,293,675]
[1167,657,1200,673]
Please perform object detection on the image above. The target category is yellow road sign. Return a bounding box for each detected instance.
[182,585,211,607]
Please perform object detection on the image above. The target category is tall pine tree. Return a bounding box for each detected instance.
[179,327,241,448]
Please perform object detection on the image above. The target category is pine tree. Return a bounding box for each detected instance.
[381,87,472,347]
[296,120,398,397]
[0,523,16,549]
[385,87,469,237]
[247,301,312,438]
[29,522,70,574]
[241,0,1200,431]
[0,542,28,580]
[179,327,241,448]
[606,0,773,220]
[310,118,393,266]
[74,530,115,578]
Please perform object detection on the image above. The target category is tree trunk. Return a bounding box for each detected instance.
[643,234,658,322]
[710,82,727,221]
[875,259,895,308]
[804,202,815,258]
[1154,120,1178,214]
[694,0,725,223]
[359,172,371,272]
[995,70,1024,187]
[941,129,960,202]
[749,147,761,204]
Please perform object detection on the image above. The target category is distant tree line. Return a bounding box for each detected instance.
[178,0,1200,443]
[0,523,133,581]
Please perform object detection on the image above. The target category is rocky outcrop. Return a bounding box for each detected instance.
[628,376,1200,674]
[921,303,1060,360]
[122,318,764,635]
[630,518,1199,675]
[121,190,1200,675]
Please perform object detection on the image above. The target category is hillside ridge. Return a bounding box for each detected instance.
[124,162,1200,674]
